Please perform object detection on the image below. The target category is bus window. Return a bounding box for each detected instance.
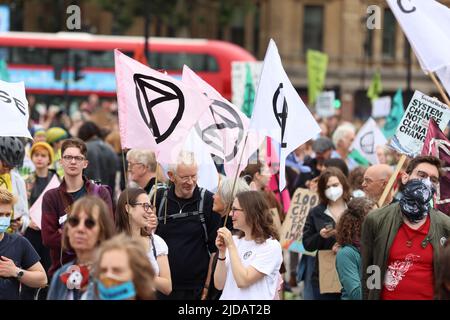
[10,47,49,65]
[152,52,218,72]
[88,50,114,68]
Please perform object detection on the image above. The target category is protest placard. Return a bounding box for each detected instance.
[280,188,318,253]
[315,91,335,118]
[371,96,391,118]
[269,208,282,233]
[390,90,450,157]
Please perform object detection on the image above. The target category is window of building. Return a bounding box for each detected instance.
[382,9,396,59]
[303,5,324,52]
[231,9,245,47]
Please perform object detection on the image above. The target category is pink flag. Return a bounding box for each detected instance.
[114,50,212,164]
[421,118,450,215]
[182,65,262,178]
[30,174,60,229]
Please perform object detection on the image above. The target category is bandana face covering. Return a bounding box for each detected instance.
[400,179,436,224]
[97,276,136,300]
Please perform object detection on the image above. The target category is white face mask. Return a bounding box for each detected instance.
[325,186,343,202]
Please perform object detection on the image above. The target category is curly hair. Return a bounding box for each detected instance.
[336,197,375,246]
[235,191,279,243]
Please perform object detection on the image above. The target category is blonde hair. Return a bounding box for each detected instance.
[0,188,17,206]
[93,233,156,300]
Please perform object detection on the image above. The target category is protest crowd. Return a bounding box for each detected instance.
[1,1,450,302]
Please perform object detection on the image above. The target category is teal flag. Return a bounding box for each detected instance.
[382,89,404,139]
[241,63,255,117]
[0,59,9,81]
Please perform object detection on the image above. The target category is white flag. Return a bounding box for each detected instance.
[386,0,450,73]
[0,80,32,139]
[250,39,321,190]
[351,118,387,165]
[436,66,450,97]
[183,128,219,192]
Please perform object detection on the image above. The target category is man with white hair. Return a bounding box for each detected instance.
[154,151,221,300]
[126,149,159,194]
[362,164,394,206]
[332,123,358,170]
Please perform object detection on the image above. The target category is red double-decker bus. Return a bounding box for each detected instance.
[0,32,256,100]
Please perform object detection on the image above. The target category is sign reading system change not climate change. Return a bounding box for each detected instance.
[390,90,450,157]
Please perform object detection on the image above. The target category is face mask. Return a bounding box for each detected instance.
[97,277,136,300]
[400,179,436,224]
[352,189,365,198]
[325,186,343,202]
[0,216,11,233]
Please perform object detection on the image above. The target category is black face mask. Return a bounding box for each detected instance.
[399,179,436,224]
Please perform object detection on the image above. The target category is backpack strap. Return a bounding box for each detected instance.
[198,188,209,251]
[157,188,168,222]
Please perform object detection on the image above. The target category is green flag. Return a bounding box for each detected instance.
[382,88,404,139]
[0,59,9,81]
[348,149,370,167]
[367,70,382,101]
[241,63,255,117]
[307,50,328,106]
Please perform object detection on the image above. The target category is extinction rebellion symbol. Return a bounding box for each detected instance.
[273,83,288,148]
[134,74,185,144]
[195,99,245,162]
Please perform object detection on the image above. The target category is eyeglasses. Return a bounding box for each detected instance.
[231,207,244,213]
[362,177,385,185]
[127,162,144,170]
[176,174,197,183]
[67,216,97,229]
[131,202,154,212]
[62,155,85,163]
[0,211,12,218]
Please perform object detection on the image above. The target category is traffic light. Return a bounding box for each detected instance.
[73,54,84,82]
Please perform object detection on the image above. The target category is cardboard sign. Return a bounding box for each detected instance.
[280,188,319,252]
[315,91,335,118]
[318,250,342,294]
[390,90,450,157]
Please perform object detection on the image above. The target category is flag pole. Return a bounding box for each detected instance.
[377,154,406,207]
[223,133,249,227]
[429,72,450,107]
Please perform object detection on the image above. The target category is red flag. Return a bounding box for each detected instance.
[133,46,148,66]
[421,118,450,215]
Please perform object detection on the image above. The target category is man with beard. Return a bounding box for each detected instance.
[154,151,221,300]
[361,156,450,300]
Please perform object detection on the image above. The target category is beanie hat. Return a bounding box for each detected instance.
[46,127,68,144]
[30,141,55,164]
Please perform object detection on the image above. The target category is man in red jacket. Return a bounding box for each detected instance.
[41,138,113,278]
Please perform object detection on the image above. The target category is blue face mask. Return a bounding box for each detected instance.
[0,216,11,233]
[97,279,136,300]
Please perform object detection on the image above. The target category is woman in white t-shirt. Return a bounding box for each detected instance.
[115,188,172,296]
[214,191,282,300]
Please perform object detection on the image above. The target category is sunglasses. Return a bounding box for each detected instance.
[67,216,97,229]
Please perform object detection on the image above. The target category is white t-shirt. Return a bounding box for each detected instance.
[146,234,168,276]
[220,236,282,300]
